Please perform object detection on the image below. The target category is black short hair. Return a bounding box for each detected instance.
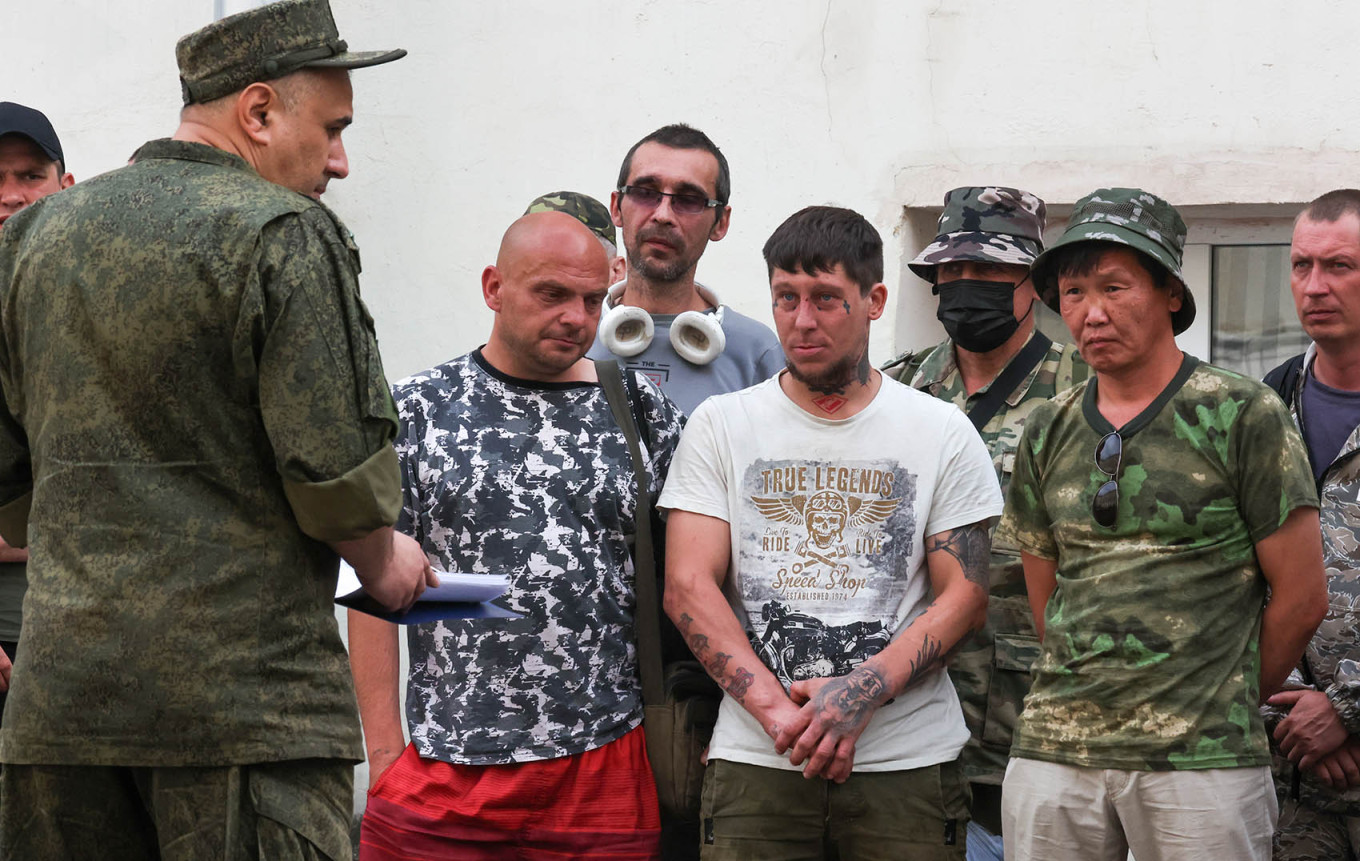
[616,123,730,208]
[762,206,883,296]
[1046,241,1169,298]
[1300,189,1360,228]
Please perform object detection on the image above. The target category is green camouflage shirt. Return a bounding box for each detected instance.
[886,333,1087,785]
[0,139,400,767]
[999,357,1317,771]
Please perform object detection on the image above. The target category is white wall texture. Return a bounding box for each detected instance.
[10,0,1360,817]
[13,1,1360,380]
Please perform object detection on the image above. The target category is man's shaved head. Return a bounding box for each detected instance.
[481,211,611,382]
[497,210,610,274]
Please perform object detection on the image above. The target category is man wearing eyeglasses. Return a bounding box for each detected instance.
[883,186,1088,861]
[588,124,783,416]
[1261,189,1360,860]
[997,188,1327,861]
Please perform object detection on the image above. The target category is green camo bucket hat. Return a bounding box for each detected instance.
[524,191,618,253]
[908,186,1047,284]
[1032,188,1194,335]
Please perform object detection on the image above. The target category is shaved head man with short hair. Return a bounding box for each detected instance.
[351,212,686,859]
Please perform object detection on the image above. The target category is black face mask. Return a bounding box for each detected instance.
[935,277,1030,354]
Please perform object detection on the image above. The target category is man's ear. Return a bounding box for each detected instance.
[237,82,280,145]
[482,265,503,312]
[709,204,731,242]
[58,173,74,190]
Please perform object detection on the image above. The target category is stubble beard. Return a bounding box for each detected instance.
[785,350,865,396]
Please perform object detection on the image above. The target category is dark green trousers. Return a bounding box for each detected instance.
[0,758,353,860]
[699,758,969,861]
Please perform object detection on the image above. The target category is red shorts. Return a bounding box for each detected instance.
[359,726,661,860]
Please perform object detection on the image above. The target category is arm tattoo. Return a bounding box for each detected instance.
[926,521,991,591]
[678,613,757,704]
[727,667,755,701]
[901,634,946,692]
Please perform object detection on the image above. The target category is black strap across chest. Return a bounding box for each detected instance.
[966,333,1052,431]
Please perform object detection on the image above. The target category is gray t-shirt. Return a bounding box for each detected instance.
[587,302,784,414]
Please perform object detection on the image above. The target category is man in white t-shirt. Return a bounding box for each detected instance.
[658,205,1001,859]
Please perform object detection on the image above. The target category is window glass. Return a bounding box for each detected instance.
[1210,244,1308,379]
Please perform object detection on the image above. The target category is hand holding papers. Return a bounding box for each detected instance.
[336,564,519,624]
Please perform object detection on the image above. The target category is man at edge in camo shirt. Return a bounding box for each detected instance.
[998,188,1327,861]
[0,0,435,855]
[883,186,1087,860]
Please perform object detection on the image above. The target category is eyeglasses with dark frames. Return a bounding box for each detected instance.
[618,185,723,216]
[1092,431,1122,528]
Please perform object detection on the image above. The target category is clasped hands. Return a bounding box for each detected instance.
[761,666,888,784]
[1270,688,1360,790]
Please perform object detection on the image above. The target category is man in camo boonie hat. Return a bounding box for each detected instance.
[1031,187,1195,335]
[176,0,406,105]
[889,186,1089,860]
[908,186,1047,282]
[524,191,618,254]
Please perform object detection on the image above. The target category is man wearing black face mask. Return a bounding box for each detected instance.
[883,186,1087,861]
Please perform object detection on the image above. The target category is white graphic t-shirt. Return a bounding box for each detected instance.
[658,373,1002,771]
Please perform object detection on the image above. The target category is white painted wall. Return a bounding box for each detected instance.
[11,0,1359,822]
[13,1,1360,381]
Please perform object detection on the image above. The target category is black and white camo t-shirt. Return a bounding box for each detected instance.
[393,350,684,765]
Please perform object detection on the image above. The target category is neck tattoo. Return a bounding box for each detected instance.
[813,394,849,414]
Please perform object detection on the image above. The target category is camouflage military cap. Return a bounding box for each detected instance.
[1032,188,1195,334]
[176,0,406,105]
[524,191,618,252]
[908,187,1047,283]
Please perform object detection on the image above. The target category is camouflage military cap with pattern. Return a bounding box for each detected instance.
[908,186,1047,283]
[524,191,617,252]
[1032,187,1195,334]
[176,0,406,105]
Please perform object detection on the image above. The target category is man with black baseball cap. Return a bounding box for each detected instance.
[0,102,72,229]
[0,1,433,856]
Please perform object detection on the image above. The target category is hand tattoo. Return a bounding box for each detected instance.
[813,665,888,733]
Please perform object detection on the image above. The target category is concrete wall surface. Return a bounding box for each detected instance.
[10,1,1360,376]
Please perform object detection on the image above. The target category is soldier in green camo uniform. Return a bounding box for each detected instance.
[525,191,628,284]
[997,188,1328,861]
[0,1,437,857]
[1261,189,1360,861]
[882,186,1087,860]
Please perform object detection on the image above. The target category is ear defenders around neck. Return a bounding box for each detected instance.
[599,283,727,365]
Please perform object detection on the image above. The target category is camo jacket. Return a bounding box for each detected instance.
[393,351,684,764]
[0,139,399,766]
[883,332,1088,784]
[1263,344,1360,815]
